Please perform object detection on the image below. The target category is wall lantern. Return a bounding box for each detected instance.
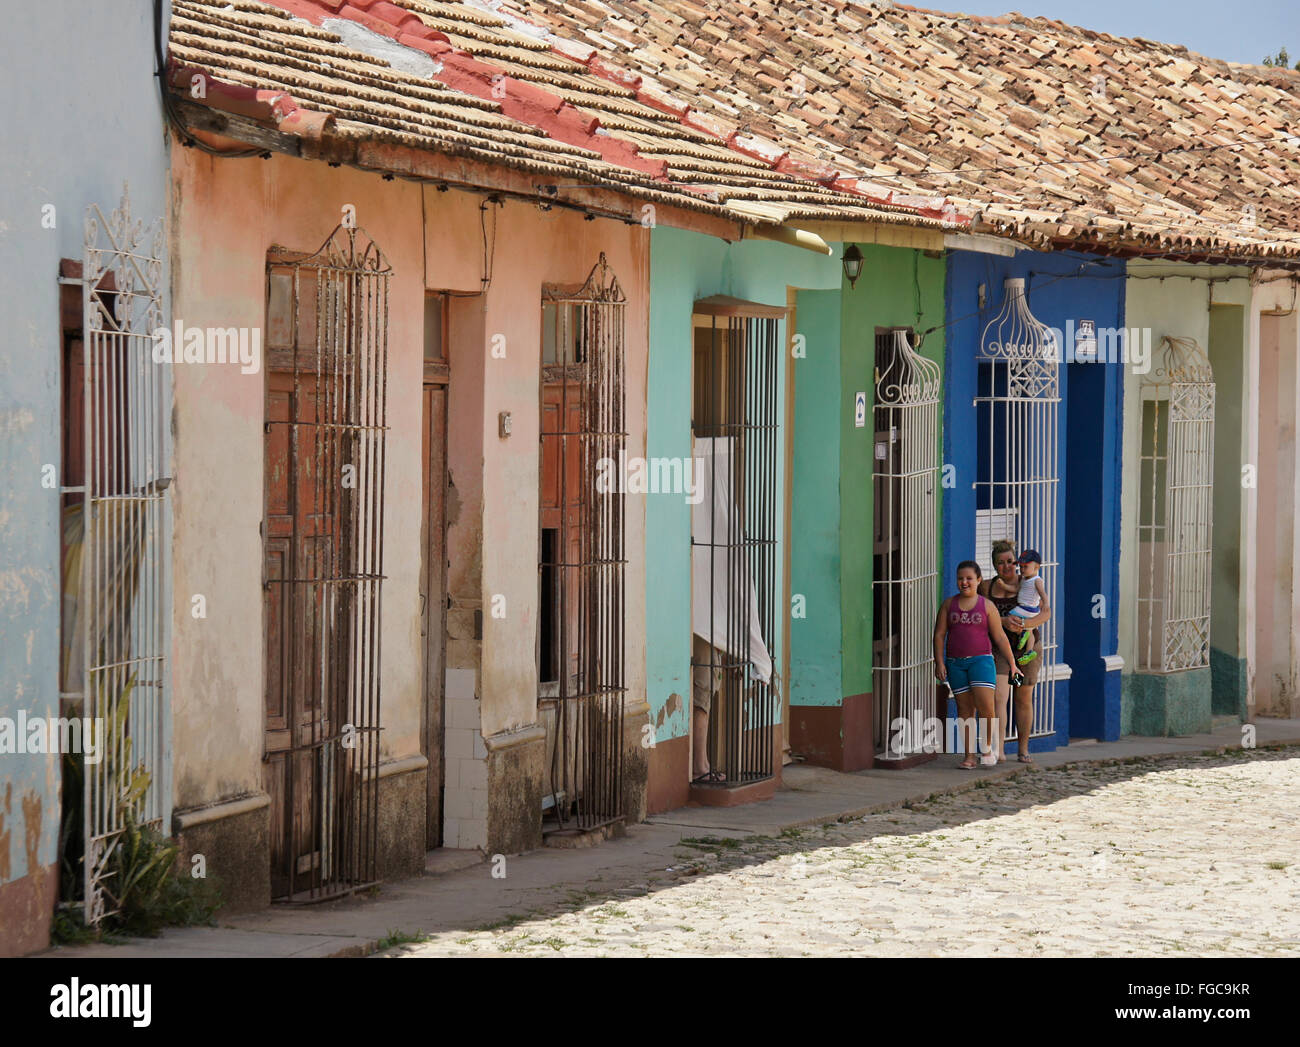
[841,243,864,289]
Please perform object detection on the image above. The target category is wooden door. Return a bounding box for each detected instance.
[421,381,447,849]
[540,380,583,691]
[264,368,337,898]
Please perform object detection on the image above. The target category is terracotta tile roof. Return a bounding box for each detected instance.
[495,0,1300,263]
[166,0,968,231]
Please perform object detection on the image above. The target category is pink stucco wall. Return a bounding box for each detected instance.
[169,147,648,810]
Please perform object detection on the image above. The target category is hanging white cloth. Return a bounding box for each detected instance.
[691,436,772,684]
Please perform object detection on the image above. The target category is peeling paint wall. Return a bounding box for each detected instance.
[170,149,648,855]
[170,149,435,810]
[0,0,170,952]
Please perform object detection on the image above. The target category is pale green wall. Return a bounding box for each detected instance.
[646,226,842,739]
[1209,305,1245,654]
[789,290,843,705]
[838,247,946,699]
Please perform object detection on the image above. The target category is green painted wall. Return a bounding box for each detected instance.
[1208,304,1245,715]
[837,247,947,698]
[647,226,842,739]
[789,289,843,706]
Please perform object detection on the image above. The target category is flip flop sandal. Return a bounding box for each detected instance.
[692,770,727,784]
[1018,753,1035,763]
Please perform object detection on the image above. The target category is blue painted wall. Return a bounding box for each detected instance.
[0,0,171,937]
[943,248,1126,749]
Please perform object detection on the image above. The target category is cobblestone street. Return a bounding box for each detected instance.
[394,749,1300,957]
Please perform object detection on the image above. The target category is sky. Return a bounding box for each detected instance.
[899,0,1300,66]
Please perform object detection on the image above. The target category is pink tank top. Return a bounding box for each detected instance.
[947,596,992,658]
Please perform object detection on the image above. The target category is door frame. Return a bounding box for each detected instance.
[421,292,450,850]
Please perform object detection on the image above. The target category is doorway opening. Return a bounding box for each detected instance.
[262,226,389,901]
[421,292,449,850]
[975,279,1059,742]
[871,327,942,764]
[689,296,782,788]
[538,254,627,834]
[60,187,170,928]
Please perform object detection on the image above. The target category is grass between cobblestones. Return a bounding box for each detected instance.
[378,745,1300,958]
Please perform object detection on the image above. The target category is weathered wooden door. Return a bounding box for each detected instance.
[262,226,389,901]
[420,379,447,849]
[538,257,627,832]
[264,366,335,900]
[539,381,583,689]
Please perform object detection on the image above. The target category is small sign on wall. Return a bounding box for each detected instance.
[854,391,867,428]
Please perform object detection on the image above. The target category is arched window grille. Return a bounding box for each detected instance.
[975,278,1058,741]
[539,254,626,833]
[873,328,942,761]
[1137,336,1215,672]
[74,186,169,926]
[690,296,781,786]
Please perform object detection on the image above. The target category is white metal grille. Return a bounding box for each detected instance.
[1137,336,1214,672]
[975,278,1058,741]
[79,186,169,925]
[873,329,942,759]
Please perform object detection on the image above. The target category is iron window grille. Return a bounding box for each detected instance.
[872,328,942,761]
[975,278,1058,741]
[538,254,627,833]
[1137,336,1215,673]
[690,297,782,786]
[68,186,170,927]
[262,225,389,901]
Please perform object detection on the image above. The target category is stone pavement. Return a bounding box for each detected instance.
[40,718,1300,958]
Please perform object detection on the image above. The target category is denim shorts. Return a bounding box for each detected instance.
[945,654,996,694]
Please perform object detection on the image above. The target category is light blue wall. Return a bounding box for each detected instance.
[646,226,841,741]
[0,1,170,901]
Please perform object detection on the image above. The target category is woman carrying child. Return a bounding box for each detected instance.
[933,560,1022,769]
[980,540,1052,764]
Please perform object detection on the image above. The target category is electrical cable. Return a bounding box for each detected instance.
[154,0,262,158]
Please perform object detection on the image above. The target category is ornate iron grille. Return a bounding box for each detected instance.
[975,278,1058,741]
[872,328,942,760]
[1137,336,1215,672]
[263,225,388,900]
[539,254,627,832]
[690,300,780,785]
[77,186,169,926]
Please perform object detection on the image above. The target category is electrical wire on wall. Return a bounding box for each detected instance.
[479,197,499,295]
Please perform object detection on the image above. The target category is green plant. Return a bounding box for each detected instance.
[378,928,429,950]
[53,672,220,942]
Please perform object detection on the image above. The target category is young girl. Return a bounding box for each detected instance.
[933,561,1022,768]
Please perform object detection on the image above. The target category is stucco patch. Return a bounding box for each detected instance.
[655,692,682,729]
[21,792,41,883]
